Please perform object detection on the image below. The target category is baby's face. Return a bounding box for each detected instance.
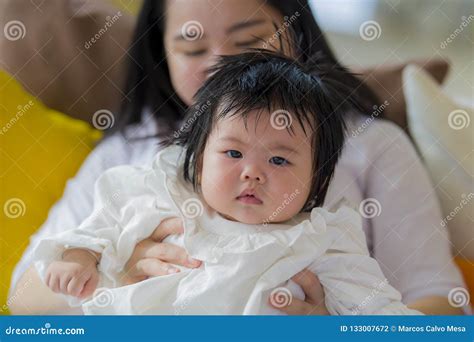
[199,110,314,225]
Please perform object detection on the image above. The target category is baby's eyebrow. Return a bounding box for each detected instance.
[218,137,299,155]
[267,143,299,155]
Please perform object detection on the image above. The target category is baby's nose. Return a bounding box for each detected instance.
[241,165,265,183]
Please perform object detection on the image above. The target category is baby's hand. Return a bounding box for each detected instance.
[45,249,100,299]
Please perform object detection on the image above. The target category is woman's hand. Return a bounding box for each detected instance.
[122,217,202,285]
[269,269,330,315]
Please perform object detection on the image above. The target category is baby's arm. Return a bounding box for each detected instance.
[33,164,179,293]
[308,207,422,315]
[45,249,100,298]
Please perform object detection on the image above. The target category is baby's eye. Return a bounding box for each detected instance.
[226,150,242,159]
[269,156,289,166]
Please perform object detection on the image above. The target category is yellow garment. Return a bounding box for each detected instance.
[0,69,101,314]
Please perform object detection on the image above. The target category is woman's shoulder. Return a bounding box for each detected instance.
[94,112,161,168]
[343,113,414,162]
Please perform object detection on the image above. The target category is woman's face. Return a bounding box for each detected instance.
[164,0,285,105]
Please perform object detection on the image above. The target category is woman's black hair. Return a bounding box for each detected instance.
[165,49,363,210]
[112,0,381,137]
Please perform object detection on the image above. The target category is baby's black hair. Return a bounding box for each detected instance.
[164,49,364,211]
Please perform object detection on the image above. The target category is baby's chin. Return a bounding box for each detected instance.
[219,210,290,225]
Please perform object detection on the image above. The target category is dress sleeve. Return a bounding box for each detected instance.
[363,120,466,305]
[308,207,422,315]
[32,163,180,290]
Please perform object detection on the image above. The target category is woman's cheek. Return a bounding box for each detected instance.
[169,57,206,105]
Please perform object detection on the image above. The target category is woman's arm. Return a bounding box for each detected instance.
[363,120,467,314]
[408,296,464,315]
[271,119,467,316]
[9,132,200,314]
[9,265,76,314]
[8,134,127,314]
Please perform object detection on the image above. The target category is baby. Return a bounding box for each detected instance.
[33,50,421,315]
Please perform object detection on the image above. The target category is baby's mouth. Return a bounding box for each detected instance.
[236,194,263,205]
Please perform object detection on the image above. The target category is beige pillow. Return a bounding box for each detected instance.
[0,0,135,124]
[403,65,473,259]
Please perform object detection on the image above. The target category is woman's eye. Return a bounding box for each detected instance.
[183,49,207,57]
[226,150,242,159]
[235,37,262,47]
[269,156,289,166]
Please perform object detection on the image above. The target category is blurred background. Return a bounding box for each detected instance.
[310,0,473,100]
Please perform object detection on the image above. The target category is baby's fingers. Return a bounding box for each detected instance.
[67,276,87,297]
[47,273,60,293]
[59,273,73,294]
[79,272,99,299]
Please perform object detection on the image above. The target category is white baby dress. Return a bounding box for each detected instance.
[33,145,421,315]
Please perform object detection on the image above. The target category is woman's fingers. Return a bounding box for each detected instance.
[291,269,325,306]
[124,217,201,285]
[269,297,313,315]
[133,239,200,268]
[151,217,184,242]
[133,258,181,278]
[146,241,201,268]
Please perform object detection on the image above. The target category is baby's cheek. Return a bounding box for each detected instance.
[201,167,233,210]
[265,186,307,222]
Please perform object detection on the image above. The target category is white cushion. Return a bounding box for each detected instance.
[403,65,473,259]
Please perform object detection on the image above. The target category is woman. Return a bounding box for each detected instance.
[9,0,465,315]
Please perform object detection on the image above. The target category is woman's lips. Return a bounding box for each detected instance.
[236,194,263,205]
